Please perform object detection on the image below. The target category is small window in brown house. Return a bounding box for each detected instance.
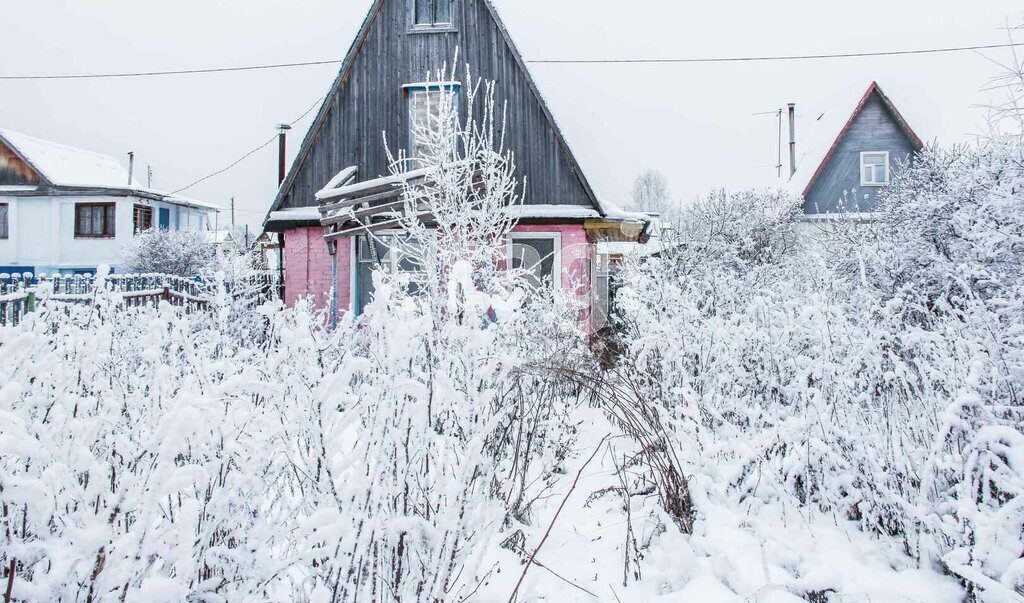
[75,203,116,238]
[0,204,8,239]
[133,204,153,234]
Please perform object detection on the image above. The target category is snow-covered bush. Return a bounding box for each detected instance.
[616,153,1024,599]
[0,68,589,602]
[120,228,217,277]
[303,65,588,600]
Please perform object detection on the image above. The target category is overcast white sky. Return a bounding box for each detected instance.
[2,0,1022,230]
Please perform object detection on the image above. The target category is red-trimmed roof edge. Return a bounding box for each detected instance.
[801,81,924,197]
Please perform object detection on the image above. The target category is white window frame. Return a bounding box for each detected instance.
[508,232,562,293]
[860,151,890,187]
[351,231,434,314]
[404,82,460,164]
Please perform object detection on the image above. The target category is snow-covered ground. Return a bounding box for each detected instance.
[476,405,964,602]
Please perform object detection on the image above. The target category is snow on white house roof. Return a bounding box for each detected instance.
[0,128,140,189]
[784,81,924,198]
[0,128,220,211]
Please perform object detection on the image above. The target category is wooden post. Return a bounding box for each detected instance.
[4,558,15,603]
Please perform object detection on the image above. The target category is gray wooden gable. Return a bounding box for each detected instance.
[266,0,603,222]
[803,84,923,215]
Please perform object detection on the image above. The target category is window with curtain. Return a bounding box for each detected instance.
[0,204,8,239]
[413,0,452,27]
[75,203,116,238]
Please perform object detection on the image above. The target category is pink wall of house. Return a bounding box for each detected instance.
[284,227,352,313]
[282,223,591,317]
[511,223,591,300]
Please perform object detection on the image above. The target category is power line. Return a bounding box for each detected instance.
[529,42,1023,64]
[1,42,1020,81]
[0,59,343,81]
[168,94,325,196]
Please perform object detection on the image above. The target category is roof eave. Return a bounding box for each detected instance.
[2,184,220,210]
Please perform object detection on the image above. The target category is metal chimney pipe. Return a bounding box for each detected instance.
[276,124,292,186]
[127,151,135,186]
[787,104,797,178]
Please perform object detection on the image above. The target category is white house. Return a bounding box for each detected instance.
[0,129,220,275]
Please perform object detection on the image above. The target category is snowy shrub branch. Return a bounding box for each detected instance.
[614,135,1024,598]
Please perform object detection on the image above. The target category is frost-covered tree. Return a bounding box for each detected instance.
[287,63,585,600]
[120,228,216,277]
[629,169,675,217]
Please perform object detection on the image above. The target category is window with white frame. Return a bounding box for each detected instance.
[412,0,453,28]
[406,84,459,164]
[0,203,8,239]
[354,233,432,314]
[860,151,890,186]
[509,234,561,297]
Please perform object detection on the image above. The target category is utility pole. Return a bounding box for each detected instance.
[753,109,784,178]
[788,103,797,178]
[147,166,153,188]
[230,197,235,228]
[776,109,783,179]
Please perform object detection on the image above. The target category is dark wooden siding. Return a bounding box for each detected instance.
[0,139,41,186]
[804,91,918,214]
[277,0,595,211]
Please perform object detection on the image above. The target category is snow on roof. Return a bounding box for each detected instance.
[269,203,641,225]
[0,128,219,211]
[153,192,222,211]
[0,128,141,189]
[783,81,923,197]
[510,204,601,219]
[267,207,323,223]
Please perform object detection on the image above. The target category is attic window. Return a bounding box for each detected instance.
[413,0,453,28]
[860,152,890,186]
[406,83,460,164]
